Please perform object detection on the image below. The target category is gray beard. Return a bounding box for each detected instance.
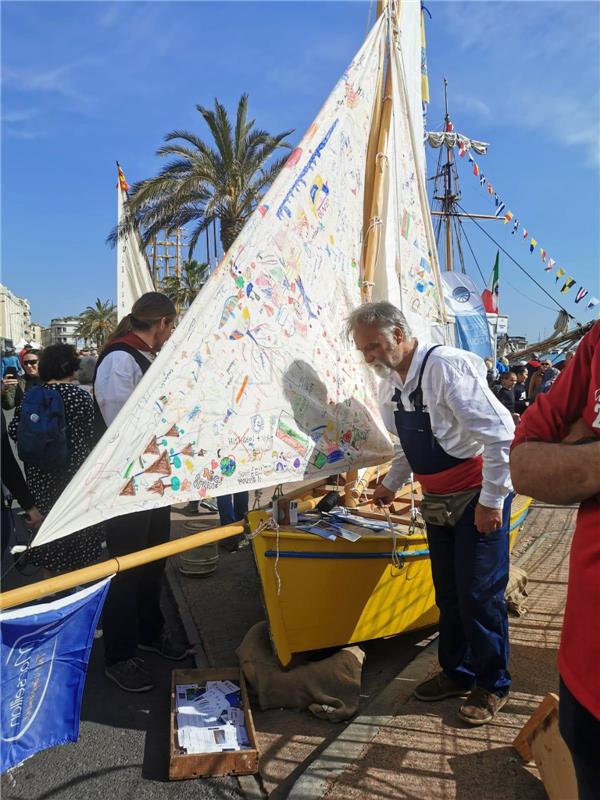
[370,362,392,379]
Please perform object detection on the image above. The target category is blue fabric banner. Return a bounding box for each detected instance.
[1,578,111,773]
[440,272,493,359]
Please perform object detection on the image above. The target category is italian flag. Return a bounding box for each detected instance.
[482,251,499,313]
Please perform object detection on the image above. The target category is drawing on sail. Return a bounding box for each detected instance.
[34,11,449,549]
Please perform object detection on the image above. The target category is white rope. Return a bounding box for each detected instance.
[383,506,405,571]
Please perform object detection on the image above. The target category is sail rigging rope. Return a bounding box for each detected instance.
[455,201,581,324]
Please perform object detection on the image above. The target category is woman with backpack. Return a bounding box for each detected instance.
[8,343,103,573]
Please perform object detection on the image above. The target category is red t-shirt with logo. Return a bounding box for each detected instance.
[512,321,600,720]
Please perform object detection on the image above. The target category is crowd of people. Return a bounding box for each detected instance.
[483,351,570,424]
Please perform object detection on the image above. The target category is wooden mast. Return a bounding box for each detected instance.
[344,0,391,507]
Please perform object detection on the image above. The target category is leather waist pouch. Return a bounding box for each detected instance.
[420,488,480,528]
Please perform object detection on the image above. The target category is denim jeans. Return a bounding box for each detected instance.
[216,492,249,526]
[426,492,512,695]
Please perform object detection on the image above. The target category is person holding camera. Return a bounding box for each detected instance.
[347,301,514,726]
[2,348,41,410]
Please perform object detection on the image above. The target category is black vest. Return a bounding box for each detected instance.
[92,343,151,443]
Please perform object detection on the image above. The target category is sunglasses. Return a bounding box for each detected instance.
[24,360,38,366]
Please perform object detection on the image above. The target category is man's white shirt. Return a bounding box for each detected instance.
[378,341,515,509]
[94,349,154,426]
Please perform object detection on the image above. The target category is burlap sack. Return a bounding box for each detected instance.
[506,565,529,616]
[236,621,365,723]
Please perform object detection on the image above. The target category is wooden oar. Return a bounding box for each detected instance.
[0,521,245,611]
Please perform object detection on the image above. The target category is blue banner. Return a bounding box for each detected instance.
[440,272,493,359]
[1,578,111,773]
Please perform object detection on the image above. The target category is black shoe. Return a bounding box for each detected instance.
[178,502,200,516]
[139,631,193,661]
[414,672,471,701]
[105,657,154,692]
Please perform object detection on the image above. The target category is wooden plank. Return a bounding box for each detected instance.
[513,693,558,762]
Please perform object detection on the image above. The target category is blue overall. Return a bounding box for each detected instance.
[393,346,511,696]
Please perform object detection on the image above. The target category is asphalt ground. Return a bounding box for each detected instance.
[0,517,245,800]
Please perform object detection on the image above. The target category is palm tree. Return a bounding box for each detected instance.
[161,259,209,312]
[76,299,117,349]
[109,94,293,256]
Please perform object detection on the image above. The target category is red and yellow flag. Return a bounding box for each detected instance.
[117,164,130,192]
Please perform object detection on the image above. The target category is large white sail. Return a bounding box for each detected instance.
[33,17,395,548]
[371,3,446,340]
[116,164,154,322]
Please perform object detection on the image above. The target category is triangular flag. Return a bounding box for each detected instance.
[487,183,494,195]
[494,202,506,217]
[144,437,159,455]
[575,287,589,304]
[481,250,500,314]
[473,162,480,177]
[504,211,513,224]
[145,451,172,475]
[512,220,520,234]
[522,229,529,239]
[547,258,555,270]
[540,248,546,262]
[119,478,136,496]
[587,297,600,310]
[529,238,537,253]
[458,139,467,157]
[117,163,129,191]
[561,277,576,294]
[479,174,486,186]
[555,267,566,282]
[468,151,474,163]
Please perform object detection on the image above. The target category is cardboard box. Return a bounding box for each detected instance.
[169,667,259,780]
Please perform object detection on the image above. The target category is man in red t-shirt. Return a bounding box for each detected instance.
[510,321,600,800]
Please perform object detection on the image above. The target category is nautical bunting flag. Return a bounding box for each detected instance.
[468,151,474,163]
[459,139,467,157]
[481,250,500,314]
[1,579,112,773]
[463,147,596,315]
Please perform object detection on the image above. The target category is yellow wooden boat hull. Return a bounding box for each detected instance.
[249,494,532,667]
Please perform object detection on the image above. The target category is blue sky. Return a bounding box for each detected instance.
[2,1,599,342]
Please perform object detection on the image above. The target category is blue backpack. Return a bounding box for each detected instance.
[17,386,69,470]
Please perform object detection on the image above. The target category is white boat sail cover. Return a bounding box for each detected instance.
[116,169,154,322]
[33,17,396,548]
[426,131,489,156]
[371,7,446,341]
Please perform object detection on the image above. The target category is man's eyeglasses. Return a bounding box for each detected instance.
[24,360,38,366]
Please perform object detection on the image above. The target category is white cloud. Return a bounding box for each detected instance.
[436,1,600,168]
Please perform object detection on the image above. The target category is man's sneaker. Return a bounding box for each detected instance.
[200,499,218,513]
[458,687,509,725]
[105,657,154,692]
[139,631,193,661]
[414,671,471,702]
